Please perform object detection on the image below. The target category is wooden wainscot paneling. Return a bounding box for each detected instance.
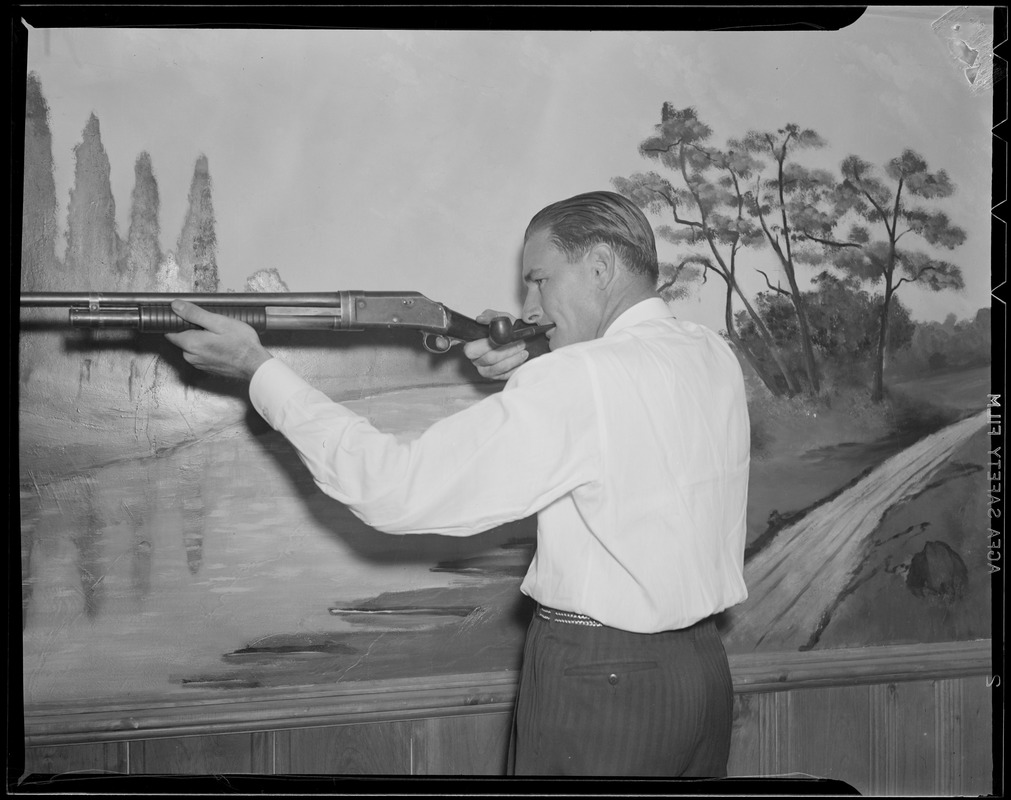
[22,671,519,778]
[22,640,994,792]
[129,731,273,775]
[19,741,129,776]
[414,713,513,775]
[274,721,415,775]
[725,640,994,796]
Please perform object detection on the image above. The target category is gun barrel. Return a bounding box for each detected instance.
[20,291,454,335]
[20,292,346,307]
[69,306,282,333]
[20,291,553,350]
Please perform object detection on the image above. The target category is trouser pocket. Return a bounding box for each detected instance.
[563,660,659,682]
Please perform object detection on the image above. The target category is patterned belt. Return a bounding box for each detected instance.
[535,604,604,628]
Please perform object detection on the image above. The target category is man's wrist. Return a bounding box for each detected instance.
[243,346,273,380]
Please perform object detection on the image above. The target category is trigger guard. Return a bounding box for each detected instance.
[422,333,453,354]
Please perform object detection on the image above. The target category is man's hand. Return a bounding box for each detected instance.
[462,309,530,381]
[164,300,273,381]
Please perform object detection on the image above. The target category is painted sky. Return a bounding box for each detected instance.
[22,7,996,331]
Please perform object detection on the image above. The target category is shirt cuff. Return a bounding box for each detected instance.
[248,357,315,430]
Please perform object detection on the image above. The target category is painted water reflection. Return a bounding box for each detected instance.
[21,384,533,703]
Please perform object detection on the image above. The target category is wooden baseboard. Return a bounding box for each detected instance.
[23,639,993,746]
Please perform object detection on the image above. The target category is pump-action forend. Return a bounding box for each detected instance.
[20,291,554,356]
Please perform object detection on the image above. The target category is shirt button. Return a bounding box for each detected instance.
[608,673,619,685]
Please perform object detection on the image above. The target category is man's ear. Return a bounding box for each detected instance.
[587,242,617,289]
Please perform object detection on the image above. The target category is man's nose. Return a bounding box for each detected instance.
[521,292,542,324]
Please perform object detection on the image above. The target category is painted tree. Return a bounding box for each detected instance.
[177,154,220,293]
[909,308,990,371]
[20,74,62,386]
[739,125,839,394]
[121,152,163,291]
[66,114,122,288]
[153,251,187,292]
[22,73,59,291]
[736,271,914,388]
[613,104,800,396]
[814,150,966,401]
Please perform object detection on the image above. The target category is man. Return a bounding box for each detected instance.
[166,191,750,777]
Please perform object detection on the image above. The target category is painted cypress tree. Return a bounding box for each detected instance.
[177,155,220,292]
[22,73,60,290]
[153,250,186,292]
[20,74,62,385]
[66,114,122,288]
[122,152,163,291]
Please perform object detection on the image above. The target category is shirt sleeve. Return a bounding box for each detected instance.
[248,355,599,536]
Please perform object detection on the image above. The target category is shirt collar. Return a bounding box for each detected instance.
[604,297,674,337]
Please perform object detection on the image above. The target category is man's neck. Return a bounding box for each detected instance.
[595,285,661,339]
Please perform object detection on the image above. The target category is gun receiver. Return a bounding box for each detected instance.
[19,291,554,357]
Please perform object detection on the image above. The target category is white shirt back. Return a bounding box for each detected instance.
[518,298,750,631]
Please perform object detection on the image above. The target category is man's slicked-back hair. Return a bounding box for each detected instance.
[525,191,659,284]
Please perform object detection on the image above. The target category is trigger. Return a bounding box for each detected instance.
[422,333,453,354]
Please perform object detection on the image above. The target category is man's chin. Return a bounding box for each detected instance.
[547,330,580,350]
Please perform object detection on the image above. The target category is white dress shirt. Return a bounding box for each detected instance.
[250,297,750,632]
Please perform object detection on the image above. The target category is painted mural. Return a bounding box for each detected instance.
[18,26,995,712]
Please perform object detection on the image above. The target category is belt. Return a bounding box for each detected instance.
[536,604,603,627]
[535,604,717,635]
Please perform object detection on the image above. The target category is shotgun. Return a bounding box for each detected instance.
[19,291,554,357]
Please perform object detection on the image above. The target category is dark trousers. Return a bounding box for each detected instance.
[509,610,734,777]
